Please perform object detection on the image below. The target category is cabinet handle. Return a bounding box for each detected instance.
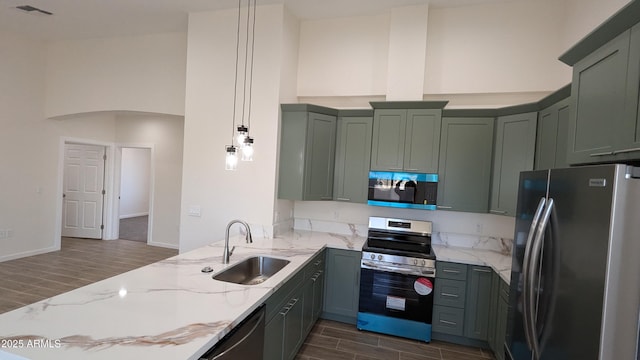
[589,151,614,157]
[437,206,453,210]
[314,260,322,266]
[320,197,333,200]
[473,268,492,273]
[388,167,403,171]
[336,197,351,201]
[490,210,507,215]
[439,319,457,326]
[405,168,420,172]
[613,147,640,155]
[441,292,459,298]
[443,269,460,274]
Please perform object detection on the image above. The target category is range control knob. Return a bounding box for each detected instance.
[413,259,418,265]
[421,260,426,266]
[370,254,375,260]
[377,255,383,261]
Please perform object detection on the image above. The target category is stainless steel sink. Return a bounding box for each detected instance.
[212,256,290,285]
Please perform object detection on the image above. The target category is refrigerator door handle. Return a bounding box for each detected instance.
[522,197,546,353]
[528,198,554,360]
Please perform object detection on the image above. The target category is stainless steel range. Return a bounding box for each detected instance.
[357,217,436,342]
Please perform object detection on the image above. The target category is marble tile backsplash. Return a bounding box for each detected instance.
[293,217,513,256]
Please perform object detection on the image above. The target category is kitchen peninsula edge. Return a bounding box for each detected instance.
[0,231,365,360]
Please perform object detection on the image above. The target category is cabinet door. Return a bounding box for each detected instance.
[495,286,509,360]
[334,116,373,203]
[537,99,570,170]
[437,117,494,213]
[302,276,315,336]
[304,112,337,200]
[264,312,285,360]
[283,295,304,360]
[464,266,493,341]
[568,29,630,164]
[404,109,441,173]
[312,270,325,321]
[370,109,406,171]
[323,249,360,322]
[487,272,500,355]
[619,22,640,160]
[490,112,537,216]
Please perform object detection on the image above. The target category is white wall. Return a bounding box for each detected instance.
[562,0,631,50]
[45,32,187,118]
[119,148,151,218]
[115,114,184,248]
[180,4,287,252]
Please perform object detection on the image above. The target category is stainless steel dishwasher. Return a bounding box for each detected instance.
[198,305,265,360]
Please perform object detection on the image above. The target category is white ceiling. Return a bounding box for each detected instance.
[0,0,511,41]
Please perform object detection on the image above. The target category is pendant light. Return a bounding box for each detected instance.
[226,0,257,169]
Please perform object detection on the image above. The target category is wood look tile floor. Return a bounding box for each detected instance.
[0,237,178,314]
[296,319,495,360]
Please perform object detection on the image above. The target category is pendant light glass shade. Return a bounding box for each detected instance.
[236,125,248,147]
[241,137,254,161]
[225,145,238,170]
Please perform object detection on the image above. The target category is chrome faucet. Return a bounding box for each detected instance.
[223,220,253,264]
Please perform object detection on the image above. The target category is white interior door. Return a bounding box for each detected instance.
[62,144,106,239]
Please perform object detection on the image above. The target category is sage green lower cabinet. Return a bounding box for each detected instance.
[333,111,373,203]
[437,117,494,213]
[433,261,509,355]
[463,266,493,340]
[489,112,537,216]
[263,250,325,360]
[535,98,570,170]
[278,104,337,201]
[321,248,361,324]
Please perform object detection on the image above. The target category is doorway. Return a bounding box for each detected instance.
[118,147,151,243]
[61,143,106,239]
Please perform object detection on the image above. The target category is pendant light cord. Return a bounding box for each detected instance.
[231,0,243,143]
[240,0,251,131]
[246,0,257,131]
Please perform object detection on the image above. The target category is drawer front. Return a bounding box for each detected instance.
[437,262,468,281]
[305,250,326,279]
[433,305,465,336]
[434,278,466,308]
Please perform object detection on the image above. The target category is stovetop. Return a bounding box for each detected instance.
[363,217,436,261]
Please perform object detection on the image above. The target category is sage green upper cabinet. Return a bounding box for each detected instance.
[437,117,494,213]
[333,110,373,203]
[489,112,537,216]
[535,86,571,170]
[278,104,337,201]
[559,3,640,164]
[369,102,447,173]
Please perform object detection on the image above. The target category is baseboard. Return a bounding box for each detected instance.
[320,312,357,325]
[431,332,490,349]
[148,241,178,250]
[0,245,59,263]
[119,212,149,219]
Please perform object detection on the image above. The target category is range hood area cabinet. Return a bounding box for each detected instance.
[559,3,640,165]
[278,104,338,201]
[333,110,374,204]
[437,116,495,213]
[369,102,447,173]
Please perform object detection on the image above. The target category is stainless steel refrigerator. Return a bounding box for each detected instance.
[506,164,640,360]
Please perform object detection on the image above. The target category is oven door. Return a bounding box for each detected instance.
[357,262,435,342]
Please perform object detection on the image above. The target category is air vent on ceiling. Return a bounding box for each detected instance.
[16,5,53,15]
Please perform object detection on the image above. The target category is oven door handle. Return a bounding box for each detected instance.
[361,261,434,277]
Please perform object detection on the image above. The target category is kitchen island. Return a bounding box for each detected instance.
[0,231,365,360]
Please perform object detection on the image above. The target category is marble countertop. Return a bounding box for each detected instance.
[0,231,365,360]
[432,244,512,284]
[0,228,513,360]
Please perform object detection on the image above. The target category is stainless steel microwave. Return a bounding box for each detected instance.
[367,171,438,210]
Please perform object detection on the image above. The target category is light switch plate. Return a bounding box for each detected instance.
[188,206,201,217]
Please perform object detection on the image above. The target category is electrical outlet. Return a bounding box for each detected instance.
[475,223,483,234]
[0,230,7,239]
[188,206,201,217]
